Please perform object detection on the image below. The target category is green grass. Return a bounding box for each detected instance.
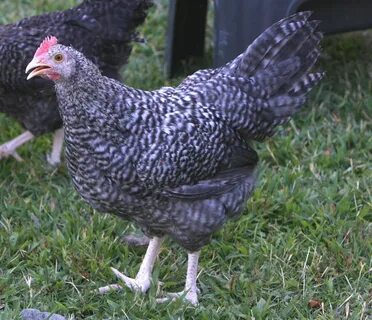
[0,1,371,319]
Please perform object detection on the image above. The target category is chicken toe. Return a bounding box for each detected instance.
[98,237,163,295]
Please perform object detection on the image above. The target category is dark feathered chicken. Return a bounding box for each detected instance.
[26,12,324,304]
[0,0,152,165]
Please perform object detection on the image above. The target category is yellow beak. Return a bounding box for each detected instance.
[25,58,51,80]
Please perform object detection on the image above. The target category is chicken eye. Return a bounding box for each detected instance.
[53,53,64,63]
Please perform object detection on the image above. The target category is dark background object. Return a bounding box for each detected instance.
[166,0,372,77]
[165,0,208,77]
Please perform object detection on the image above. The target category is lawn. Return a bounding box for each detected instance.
[0,0,371,319]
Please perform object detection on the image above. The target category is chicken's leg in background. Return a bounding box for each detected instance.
[0,128,64,165]
[47,128,64,166]
[0,131,34,162]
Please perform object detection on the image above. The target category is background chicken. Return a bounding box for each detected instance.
[26,12,323,305]
[0,0,152,165]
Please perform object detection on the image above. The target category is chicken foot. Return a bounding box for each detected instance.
[0,131,34,161]
[98,236,163,294]
[156,251,200,306]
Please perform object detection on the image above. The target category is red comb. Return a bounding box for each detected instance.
[35,36,58,57]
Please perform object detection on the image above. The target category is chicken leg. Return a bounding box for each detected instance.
[0,131,34,161]
[98,236,163,294]
[157,251,200,305]
[46,128,64,166]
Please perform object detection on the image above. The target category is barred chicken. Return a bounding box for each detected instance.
[0,0,152,165]
[26,12,324,304]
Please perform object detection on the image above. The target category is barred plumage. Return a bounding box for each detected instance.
[0,0,152,163]
[27,11,324,304]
